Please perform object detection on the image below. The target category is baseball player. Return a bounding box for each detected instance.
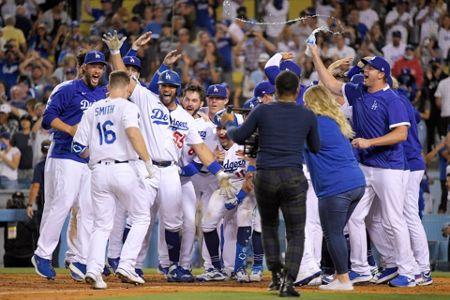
[32,50,108,281]
[105,54,144,276]
[242,81,275,109]
[200,109,257,282]
[393,79,431,285]
[72,70,154,288]
[309,39,417,287]
[145,48,243,278]
[103,31,232,282]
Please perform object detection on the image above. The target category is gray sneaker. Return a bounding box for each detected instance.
[196,268,226,281]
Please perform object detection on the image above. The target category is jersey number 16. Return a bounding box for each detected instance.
[97,120,116,145]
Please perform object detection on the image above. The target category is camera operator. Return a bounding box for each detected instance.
[220,70,320,297]
[1,191,36,267]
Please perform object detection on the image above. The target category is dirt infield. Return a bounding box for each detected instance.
[0,274,449,299]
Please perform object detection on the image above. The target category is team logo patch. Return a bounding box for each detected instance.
[80,99,92,110]
[371,100,378,110]
[151,108,169,125]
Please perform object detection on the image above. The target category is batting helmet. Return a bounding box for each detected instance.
[213,109,238,129]
[157,70,181,87]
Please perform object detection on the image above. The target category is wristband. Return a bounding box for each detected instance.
[110,49,120,55]
[246,165,256,172]
[236,189,247,201]
[207,161,222,175]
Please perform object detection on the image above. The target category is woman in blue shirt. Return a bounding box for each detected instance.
[303,85,366,291]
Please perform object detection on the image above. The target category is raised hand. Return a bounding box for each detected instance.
[102,30,127,54]
[163,49,182,66]
[133,31,152,50]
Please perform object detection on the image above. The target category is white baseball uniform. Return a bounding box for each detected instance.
[73,97,151,276]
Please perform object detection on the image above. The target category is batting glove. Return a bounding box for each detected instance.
[144,160,154,179]
[102,30,127,55]
[216,170,232,189]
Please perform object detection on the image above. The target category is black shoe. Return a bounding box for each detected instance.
[279,274,300,297]
[268,271,282,291]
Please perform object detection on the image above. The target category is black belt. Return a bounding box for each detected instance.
[98,160,129,164]
[199,170,209,174]
[152,160,173,167]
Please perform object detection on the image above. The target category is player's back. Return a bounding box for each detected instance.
[86,98,140,165]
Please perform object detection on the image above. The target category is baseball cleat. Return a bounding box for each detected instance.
[307,276,322,286]
[116,267,145,285]
[235,269,250,283]
[196,268,227,281]
[371,267,398,284]
[158,264,169,278]
[388,275,416,287]
[69,262,87,282]
[321,273,335,285]
[319,279,353,291]
[416,272,433,286]
[348,270,373,284]
[135,268,144,279]
[294,270,321,286]
[107,257,120,273]
[85,272,107,289]
[102,265,111,277]
[179,268,195,282]
[31,255,56,280]
[249,269,263,282]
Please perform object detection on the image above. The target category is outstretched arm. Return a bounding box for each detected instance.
[308,43,344,95]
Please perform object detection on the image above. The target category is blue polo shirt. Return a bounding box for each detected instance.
[42,79,107,163]
[344,83,410,170]
[304,116,366,198]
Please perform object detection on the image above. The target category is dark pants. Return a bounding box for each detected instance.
[318,187,365,274]
[254,167,307,280]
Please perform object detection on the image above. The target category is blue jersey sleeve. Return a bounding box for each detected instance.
[388,95,411,129]
[147,64,170,94]
[42,86,68,130]
[264,53,282,85]
[343,82,362,106]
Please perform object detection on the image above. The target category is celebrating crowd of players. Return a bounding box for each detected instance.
[3,0,445,297]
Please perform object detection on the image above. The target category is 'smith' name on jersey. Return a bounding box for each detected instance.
[95,105,115,116]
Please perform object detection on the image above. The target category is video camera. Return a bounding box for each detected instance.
[227,106,259,159]
[6,191,26,209]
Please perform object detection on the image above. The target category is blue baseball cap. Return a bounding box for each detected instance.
[361,56,393,87]
[280,60,302,77]
[123,56,142,71]
[206,84,227,98]
[83,51,107,65]
[254,81,275,98]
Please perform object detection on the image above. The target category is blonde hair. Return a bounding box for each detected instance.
[304,85,354,139]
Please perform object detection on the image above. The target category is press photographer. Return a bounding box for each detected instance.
[220,70,320,297]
